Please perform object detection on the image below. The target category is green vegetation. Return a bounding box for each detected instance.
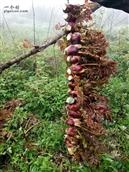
[0,28,129,171]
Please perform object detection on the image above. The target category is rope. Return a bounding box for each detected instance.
[2,13,16,46]
[32,0,36,45]
[46,7,54,40]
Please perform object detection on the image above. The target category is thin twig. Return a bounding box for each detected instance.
[24,121,41,136]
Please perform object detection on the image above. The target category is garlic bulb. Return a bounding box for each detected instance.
[66,97,75,104]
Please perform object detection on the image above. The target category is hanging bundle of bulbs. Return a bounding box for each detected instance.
[62,2,117,165]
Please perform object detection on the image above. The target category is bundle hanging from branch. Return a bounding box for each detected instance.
[61,1,117,165]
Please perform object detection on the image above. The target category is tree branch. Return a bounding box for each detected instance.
[0,3,100,74]
[0,33,65,74]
